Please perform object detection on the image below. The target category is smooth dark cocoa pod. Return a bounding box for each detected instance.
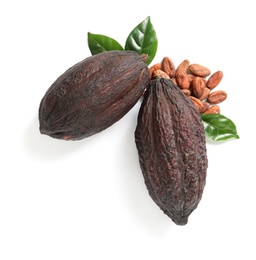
[39,50,149,140]
[135,78,208,225]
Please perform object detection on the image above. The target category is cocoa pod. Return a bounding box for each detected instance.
[135,79,208,225]
[39,50,149,140]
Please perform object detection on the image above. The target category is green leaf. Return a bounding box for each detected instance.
[125,16,158,65]
[88,32,123,55]
[201,114,240,141]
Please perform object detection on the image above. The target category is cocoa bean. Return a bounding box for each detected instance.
[201,102,211,113]
[175,59,190,77]
[191,76,206,98]
[189,96,204,113]
[206,71,223,90]
[203,105,220,114]
[161,57,176,78]
[199,87,211,101]
[181,89,191,96]
[149,63,161,79]
[207,90,227,104]
[153,69,170,79]
[176,74,191,89]
[135,79,208,225]
[189,64,211,77]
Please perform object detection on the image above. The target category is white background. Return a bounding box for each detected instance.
[0,0,255,259]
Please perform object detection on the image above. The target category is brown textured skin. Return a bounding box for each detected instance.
[39,51,149,140]
[135,78,208,225]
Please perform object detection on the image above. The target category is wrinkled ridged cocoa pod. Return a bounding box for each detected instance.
[135,78,208,225]
[39,50,149,140]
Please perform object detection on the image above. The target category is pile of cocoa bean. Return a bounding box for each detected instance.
[149,57,227,114]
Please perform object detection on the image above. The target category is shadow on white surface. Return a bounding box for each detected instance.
[23,114,95,161]
[23,108,174,235]
[115,108,174,234]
